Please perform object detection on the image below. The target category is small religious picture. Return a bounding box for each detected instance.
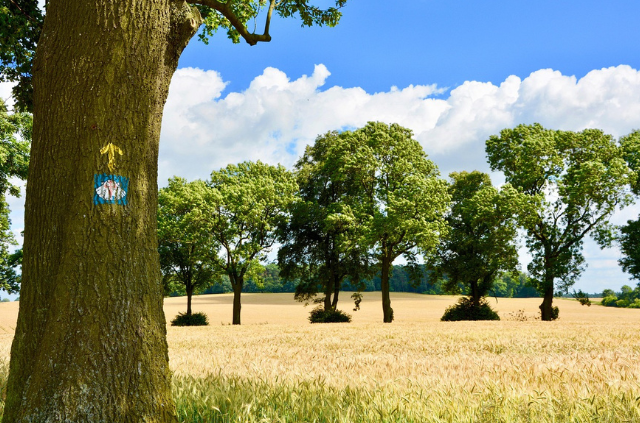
[94,174,129,205]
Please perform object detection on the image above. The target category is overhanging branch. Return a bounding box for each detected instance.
[187,0,275,45]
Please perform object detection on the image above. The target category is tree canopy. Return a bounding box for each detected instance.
[486,123,635,320]
[278,130,371,313]
[0,0,44,112]
[427,171,520,314]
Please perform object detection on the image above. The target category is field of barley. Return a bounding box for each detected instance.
[0,292,639,422]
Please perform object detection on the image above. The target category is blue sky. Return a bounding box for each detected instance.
[179,0,640,94]
[4,0,640,297]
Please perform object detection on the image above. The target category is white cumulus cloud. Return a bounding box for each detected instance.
[159,64,640,184]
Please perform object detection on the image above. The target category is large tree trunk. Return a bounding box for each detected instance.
[4,1,201,421]
[380,255,393,323]
[232,276,243,325]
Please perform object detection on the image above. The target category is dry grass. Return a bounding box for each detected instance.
[1,293,640,421]
[165,293,640,421]
[164,292,640,384]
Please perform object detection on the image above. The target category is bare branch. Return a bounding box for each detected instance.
[264,0,276,36]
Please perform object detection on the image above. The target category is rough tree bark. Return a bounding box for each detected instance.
[4,0,201,421]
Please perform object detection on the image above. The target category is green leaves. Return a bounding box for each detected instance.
[1,0,348,110]
[620,130,640,195]
[196,0,346,45]
[208,160,298,283]
[278,130,373,309]
[0,99,30,294]
[0,100,30,197]
[0,0,44,112]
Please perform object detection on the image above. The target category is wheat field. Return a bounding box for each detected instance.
[1,293,639,422]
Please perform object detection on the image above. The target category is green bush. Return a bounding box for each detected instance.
[308,307,352,323]
[601,295,618,307]
[572,289,591,306]
[549,305,559,320]
[441,297,500,321]
[616,299,630,308]
[171,312,209,326]
[628,299,640,309]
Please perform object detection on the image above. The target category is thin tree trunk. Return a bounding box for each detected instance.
[381,255,393,323]
[470,280,480,308]
[232,275,243,325]
[186,282,194,316]
[331,285,340,310]
[4,1,200,421]
[324,280,333,311]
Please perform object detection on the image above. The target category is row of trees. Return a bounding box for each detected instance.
[159,123,450,324]
[158,121,640,324]
[3,113,639,323]
[172,263,539,298]
[600,283,640,308]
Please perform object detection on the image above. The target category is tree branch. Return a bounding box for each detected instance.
[187,0,274,45]
[8,0,38,23]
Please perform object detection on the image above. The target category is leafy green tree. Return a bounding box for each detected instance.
[426,171,519,316]
[208,161,297,325]
[0,100,30,294]
[620,130,640,194]
[617,130,640,282]
[619,284,634,301]
[278,131,371,313]
[336,122,450,323]
[0,0,44,111]
[618,218,640,280]
[486,123,635,321]
[3,1,348,420]
[0,248,22,294]
[158,177,218,316]
[504,271,539,298]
